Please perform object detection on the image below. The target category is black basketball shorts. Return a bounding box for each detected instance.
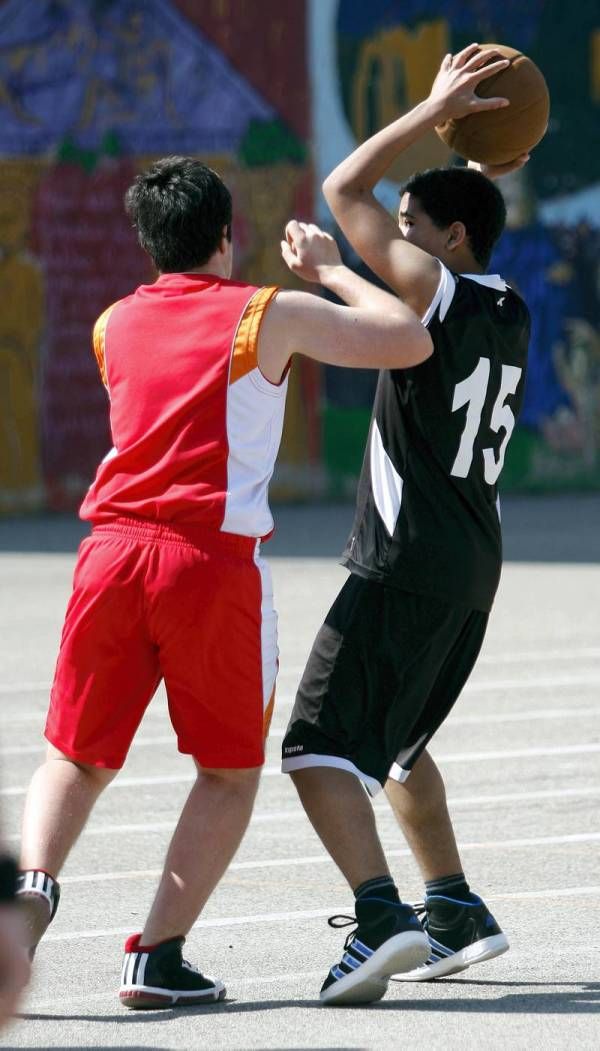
[281,574,488,795]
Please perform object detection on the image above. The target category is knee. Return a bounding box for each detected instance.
[196,764,262,793]
[45,744,118,791]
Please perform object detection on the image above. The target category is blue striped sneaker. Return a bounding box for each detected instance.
[392,895,509,981]
[320,897,429,1005]
[120,934,226,1009]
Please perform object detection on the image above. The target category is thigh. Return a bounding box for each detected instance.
[155,545,277,769]
[46,534,161,769]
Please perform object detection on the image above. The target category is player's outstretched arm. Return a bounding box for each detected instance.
[258,221,432,381]
[322,45,510,316]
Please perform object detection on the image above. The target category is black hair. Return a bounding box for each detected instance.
[400,166,506,268]
[125,156,232,272]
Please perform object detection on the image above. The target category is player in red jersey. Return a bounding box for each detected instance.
[16,157,432,1008]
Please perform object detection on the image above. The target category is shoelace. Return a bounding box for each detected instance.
[327,913,360,951]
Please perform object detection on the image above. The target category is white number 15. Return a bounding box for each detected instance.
[450,357,522,484]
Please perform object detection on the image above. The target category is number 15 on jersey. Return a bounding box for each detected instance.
[450,357,523,485]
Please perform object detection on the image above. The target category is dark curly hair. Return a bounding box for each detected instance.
[125,156,232,272]
[401,166,506,268]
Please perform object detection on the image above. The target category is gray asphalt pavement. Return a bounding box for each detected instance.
[1,497,599,1050]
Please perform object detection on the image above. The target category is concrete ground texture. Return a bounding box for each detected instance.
[0,495,599,1050]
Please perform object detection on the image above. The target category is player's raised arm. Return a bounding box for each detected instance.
[322,45,511,316]
[258,221,432,382]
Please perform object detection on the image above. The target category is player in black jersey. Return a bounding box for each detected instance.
[281,45,532,1004]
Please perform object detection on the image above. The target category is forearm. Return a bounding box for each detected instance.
[318,263,404,315]
[324,99,444,197]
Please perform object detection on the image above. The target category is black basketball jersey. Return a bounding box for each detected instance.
[342,262,530,612]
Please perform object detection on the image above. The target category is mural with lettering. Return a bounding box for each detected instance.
[0,0,316,512]
[1,0,599,510]
[311,0,600,493]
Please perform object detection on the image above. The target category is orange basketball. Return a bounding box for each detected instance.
[436,44,550,165]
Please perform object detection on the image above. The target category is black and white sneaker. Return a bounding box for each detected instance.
[16,869,61,960]
[392,895,509,981]
[119,934,226,1009]
[320,897,429,1006]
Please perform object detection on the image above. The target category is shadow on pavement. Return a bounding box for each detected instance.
[0,494,599,562]
[18,981,600,1021]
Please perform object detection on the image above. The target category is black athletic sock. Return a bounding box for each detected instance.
[425,873,474,903]
[354,875,401,905]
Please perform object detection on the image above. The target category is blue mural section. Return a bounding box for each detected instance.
[0,0,273,156]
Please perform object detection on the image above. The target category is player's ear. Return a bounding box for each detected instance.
[446,221,467,252]
[219,224,232,254]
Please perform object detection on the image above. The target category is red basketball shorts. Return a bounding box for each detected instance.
[45,518,278,769]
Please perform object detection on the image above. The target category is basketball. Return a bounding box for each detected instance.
[436,44,550,165]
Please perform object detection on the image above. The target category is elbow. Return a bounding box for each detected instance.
[322,173,340,205]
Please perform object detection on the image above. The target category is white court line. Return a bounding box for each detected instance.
[5,784,600,842]
[43,831,600,888]
[4,705,598,755]
[2,657,600,701]
[42,883,600,944]
[2,669,598,725]
[2,741,599,797]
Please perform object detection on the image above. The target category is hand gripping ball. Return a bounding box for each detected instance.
[436,44,550,165]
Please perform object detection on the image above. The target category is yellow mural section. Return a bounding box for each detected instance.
[353,20,451,182]
[0,161,45,512]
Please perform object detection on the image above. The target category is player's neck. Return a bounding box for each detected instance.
[439,249,484,275]
[184,259,230,279]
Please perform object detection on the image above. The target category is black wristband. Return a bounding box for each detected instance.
[0,855,18,903]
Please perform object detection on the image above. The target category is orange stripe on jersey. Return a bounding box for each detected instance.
[92,304,117,389]
[229,285,279,385]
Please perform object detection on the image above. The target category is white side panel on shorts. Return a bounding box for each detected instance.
[222,368,288,538]
[281,753,383,796]
[254,545,278,708]
[370,420,404,537]
[389,761,411,784]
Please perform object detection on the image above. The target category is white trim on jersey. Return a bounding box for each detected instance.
[421,264,508,328]
[421,261,457,326]
[370,420,404,537]
[461,273,507,291]
[221,369,288,537]
[281,752,383,796]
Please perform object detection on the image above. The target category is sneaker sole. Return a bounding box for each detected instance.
[120,981,226,1009]
[321,930,429,1006]
[392,932,510,982]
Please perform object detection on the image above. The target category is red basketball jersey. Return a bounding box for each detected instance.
[80,273,287,537]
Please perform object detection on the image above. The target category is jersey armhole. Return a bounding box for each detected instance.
[420,261,457,328]
[230,286,288,389]
[92,303,117,392]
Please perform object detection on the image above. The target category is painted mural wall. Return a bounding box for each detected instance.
[1,0,599,512]
[310,0,600,494]
[0,0,318,513]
